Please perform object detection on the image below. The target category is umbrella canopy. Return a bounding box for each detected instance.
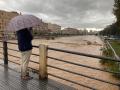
[6,14,42,32]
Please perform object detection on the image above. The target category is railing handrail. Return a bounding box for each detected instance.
[48,47,120,62]
[47,64,120,86]
[0,40,120,90]
[47,56,120,74]
[3,40,120,62]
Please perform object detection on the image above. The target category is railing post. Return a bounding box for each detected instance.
[3,41,8,65]
[39,44,48,79]
[119,85,120,90]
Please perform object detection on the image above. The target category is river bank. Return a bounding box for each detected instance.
[100,39,120,79]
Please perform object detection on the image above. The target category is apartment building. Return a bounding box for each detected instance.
[32,21,49,36]
[62,28,79,35]
[33,22,61,36]
[47,23,61,33]
[0,10,19,38]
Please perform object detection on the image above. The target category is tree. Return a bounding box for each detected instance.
[99,0,120,36]
[99,23,120,36]
[113,0,120,25]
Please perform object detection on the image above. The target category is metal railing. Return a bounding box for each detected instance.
[47,47,120,89]
[0,40,120,90]
[0,40,39,73]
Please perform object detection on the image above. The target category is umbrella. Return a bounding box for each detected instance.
[6,14,42,31]
[4,14,42,41]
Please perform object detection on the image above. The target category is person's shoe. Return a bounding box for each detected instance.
[26,72,29,76]
[21,76,33,80]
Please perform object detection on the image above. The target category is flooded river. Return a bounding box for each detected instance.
[0,35,119,90]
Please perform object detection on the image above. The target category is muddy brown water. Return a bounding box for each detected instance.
[0,35,119,90]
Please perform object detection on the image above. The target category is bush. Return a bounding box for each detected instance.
[100,47,120,79]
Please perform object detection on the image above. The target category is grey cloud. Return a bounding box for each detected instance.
[0,0,115,29]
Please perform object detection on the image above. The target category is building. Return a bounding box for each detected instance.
[47,23,61,33]
[33,21,49,36]
[0,10,19,38]
[62,28,80,35]
[33,22,61,36]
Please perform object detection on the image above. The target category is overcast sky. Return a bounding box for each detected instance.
[0,0,115,30]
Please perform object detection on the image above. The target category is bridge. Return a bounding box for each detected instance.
[0,40,119,90]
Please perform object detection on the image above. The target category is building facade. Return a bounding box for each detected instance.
[33,21,49,36]
[33,22,61,36]
[47,23,61,33]
[62,28,80,35]
[0,10,19,38]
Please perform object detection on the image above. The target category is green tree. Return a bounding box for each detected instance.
[113,0,120,25]
[99,0,120,36]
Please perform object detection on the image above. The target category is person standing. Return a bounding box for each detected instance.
[16,28,33,80]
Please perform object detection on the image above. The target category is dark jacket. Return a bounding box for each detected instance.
[16,28,33,51]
